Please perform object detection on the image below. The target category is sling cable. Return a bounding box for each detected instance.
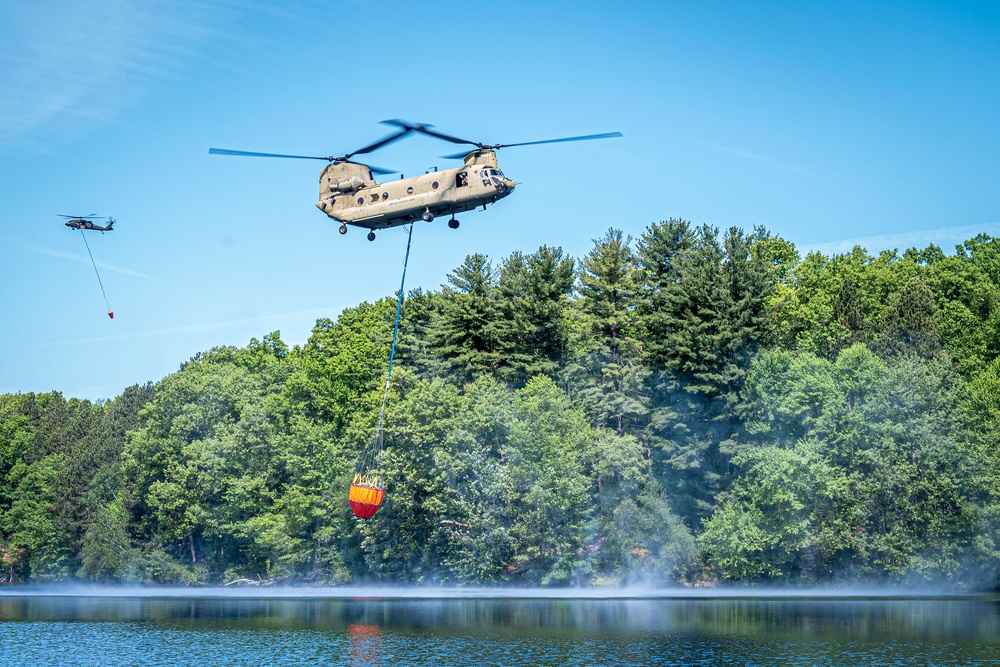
[349,224,414,519]
[79,230,114,319]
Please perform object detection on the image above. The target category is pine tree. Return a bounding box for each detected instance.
[494,246,576,387]
[636,222,778,526]
[570,228,649,436]
[876,276,941,359]
[433,253,500,381]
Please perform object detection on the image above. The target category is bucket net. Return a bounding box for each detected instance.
[350,428,386,519]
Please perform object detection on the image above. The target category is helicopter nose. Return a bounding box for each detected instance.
[504,178,516,193]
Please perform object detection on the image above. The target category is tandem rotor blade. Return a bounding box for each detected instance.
[440,133,623,159]
[494,132,624,149]
[210,125,414,163]
[209,147,398,174]
[382,119,476,147]
[346,128,413,157]
[385,120,624,159]
[209,148,337,161]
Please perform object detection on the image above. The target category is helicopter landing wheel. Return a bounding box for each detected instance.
[338,224,347,235]
[448,218,460,229]
[367,231,376,242]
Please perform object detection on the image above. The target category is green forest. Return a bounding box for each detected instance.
[3,219,1000,589]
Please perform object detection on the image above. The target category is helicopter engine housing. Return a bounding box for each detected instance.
[330,176,364,193]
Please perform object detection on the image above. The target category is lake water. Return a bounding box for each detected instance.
[1,587,998,666]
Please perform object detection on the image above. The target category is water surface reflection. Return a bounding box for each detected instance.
[1,591,998,666]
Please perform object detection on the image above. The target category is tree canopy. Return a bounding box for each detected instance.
[2,227,999,589]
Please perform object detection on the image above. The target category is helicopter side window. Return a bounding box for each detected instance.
[456,171,468,187]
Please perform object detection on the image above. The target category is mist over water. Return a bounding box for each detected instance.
[2,586,998,666]
[0,582,976,599]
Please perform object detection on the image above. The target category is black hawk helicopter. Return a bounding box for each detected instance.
[210,120,622,241]
[60,214,115,232]
[60,215,116,318]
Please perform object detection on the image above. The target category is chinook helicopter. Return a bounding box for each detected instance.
[60,214,115,232]
[209,120,622,241]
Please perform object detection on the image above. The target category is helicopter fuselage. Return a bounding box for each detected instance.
[316,149,516,230]
[63,219,113,232]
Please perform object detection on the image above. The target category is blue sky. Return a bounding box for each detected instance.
[2,0,998,400]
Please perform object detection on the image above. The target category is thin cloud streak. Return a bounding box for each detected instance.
[22,242,169,285]
[36,306,335,348]
[800,222,1000,256]
[0,2,237,148]
[705,142,828,186]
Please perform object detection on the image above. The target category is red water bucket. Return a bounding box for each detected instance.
[349,475,385,519]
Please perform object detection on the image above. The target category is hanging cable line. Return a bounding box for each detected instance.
[349,224,414,519]
[79,229,114,319]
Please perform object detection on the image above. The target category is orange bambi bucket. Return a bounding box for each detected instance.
[349,474,386,519]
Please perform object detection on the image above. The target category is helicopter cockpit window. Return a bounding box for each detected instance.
[456,171,469,187]
[483,168,507,191]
